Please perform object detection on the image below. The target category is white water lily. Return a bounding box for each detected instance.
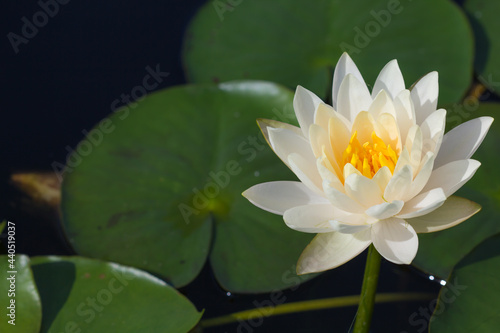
[243,53,493,274]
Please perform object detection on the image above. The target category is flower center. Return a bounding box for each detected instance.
[341,131,399,178]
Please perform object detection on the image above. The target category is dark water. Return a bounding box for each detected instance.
[2,1,442,332]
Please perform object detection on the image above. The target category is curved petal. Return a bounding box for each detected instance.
[329,111,352,164]
[324,181,365,214]
[434,117,494,169]
[283,204,336,233]
[420,108,446,156]
[411,71,439,125]
[365,200,404,220]
[422,159,481,197]
[309,124,330,159]
[372,60,405,99]
[384,165,412,202]
[369,90,397,119]
[372,218,418,265]
[329,221,370,234]
[257,118,302,147]
[405,152,435,201]
[317,158,344,192]
[242,181,328,215]
[376,112,402,152]
[296,228,372,274]
[397,188,446,219]
[337,74,372,122]
[407,196,481,233]
[293,85,323,138]
[284,204,370,233]
[405,125,423,173]
[288,153,324,195]
[352,111,376,144]
[344,174,383,208]
[268,127,315,168]
[372,166,392,193]
[332,53,368,111]
[394,89,416,141]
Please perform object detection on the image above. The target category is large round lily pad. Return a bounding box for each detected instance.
[414,103,500,278]
[429,234,500,332]
[183,0,473,105]
[0,255,41,333]
[61,81,315,292]
[30,256,202,333]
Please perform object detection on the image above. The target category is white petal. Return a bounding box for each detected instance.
[434,117,494,169]
[268,127,315,168]
[329,221,370,234]
[257,118,303,147]
[405,152,435,201]
[405,125,423,174]
[397,188,446,219]
[309,124,330,159]
[372,166,392,193]
[337,74,372,122]
[376,113,402,152]
[293,85,323,138]
[328,112,353,164]
[317,158,344,192]
[365,200,404,220]
[407,196,481,233]
[324,181,365,214]
[284,204,370,234]
[411,71,439,125]
[420,109,446,156]
[332,53,367,111]
[422,159,481,197]
[372,60,405,99]
[242,181,328,215]
[384,165,412,202]
[283,204,337,233]
[296,228,372,274]
[344,174,383,208]
[394,89,416,141]
[393,146,410,175]
[288,153,324,195]
[369,90,397,119]
[372,218,418,265]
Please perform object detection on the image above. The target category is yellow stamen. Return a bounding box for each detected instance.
[342,131,400,178]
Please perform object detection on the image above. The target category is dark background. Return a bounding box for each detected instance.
[1,1,443,332]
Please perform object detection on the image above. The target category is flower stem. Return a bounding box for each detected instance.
[200,292,435,328]
[353,244,382,333]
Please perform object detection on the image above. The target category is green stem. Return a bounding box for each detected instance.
[353,244,382,333]
[200,292,433,328]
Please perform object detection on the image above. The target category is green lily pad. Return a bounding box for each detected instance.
[0,255,41,333]
[183,0,472,105]
[429,233,500,332]
[30,256,202,333]
[61,81,315,292]
[465,0,500,94]
[414,103,500,278]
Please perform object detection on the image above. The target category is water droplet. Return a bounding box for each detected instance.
[226,292,232,296]
[428,275,435,281]
[254,171,260,177]
[234,112,240,118]
[440,280,447,286]
[475,11,482,19]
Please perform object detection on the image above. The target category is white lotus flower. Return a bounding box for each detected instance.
[243,53,493,274]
